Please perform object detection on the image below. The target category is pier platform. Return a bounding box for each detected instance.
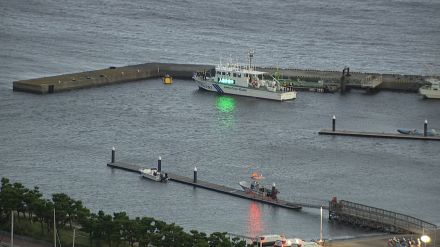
[319,129,440,141]
[107,161,329,211]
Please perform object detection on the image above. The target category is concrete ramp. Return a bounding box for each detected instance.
[360,75,383,89]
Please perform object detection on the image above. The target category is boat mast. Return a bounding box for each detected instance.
[248,49,254,71]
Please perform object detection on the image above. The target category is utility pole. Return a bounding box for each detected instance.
[53,209,56,247]
[72,228,76,247]
[11,211,14,247]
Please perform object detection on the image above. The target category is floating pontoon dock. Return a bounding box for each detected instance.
[107,161,306,210]
[106,149,438,235]
[319,129,440,141]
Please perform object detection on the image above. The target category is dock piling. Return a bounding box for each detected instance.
[111,147,115,163]
[158,156,162,172]
[424,120,428,137]
[332,115,336,131]
[194,167,197,183]
[272,183,277,199]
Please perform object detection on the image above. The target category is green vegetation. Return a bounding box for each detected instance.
[0,177,249,247]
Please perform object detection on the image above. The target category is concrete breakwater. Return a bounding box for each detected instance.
[13,63,214,94]
[13,62,428,94]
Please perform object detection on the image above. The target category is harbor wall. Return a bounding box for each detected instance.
[13,62,428,94]
[13,63,214,94]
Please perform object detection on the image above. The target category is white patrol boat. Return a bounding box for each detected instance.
[419,78,440,99]
[193,51,296,101]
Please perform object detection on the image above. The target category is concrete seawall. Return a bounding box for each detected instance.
[13,62,428,94]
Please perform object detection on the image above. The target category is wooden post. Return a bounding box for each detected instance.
[424,120,428,137]
[111,147,115,163]
[332,115,336,131]
[193,167,197,183]
[158,156,162,172]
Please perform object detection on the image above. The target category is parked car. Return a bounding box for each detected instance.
[252,234,285,246]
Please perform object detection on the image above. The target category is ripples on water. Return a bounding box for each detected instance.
[1,0,440,240]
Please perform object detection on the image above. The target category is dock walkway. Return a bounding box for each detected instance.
[107,161,328,211]
[319,129,440,141]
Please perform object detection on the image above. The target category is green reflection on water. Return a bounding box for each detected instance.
[216,96,235,128]
[216,96,236,113]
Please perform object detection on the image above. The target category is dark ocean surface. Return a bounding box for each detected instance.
[1,0,439,240]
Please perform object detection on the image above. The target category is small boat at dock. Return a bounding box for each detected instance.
[397,128,438,136]
[239,171,279,200]
[139,168,169,182]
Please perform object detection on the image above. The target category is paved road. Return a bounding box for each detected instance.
[0,231,50,247]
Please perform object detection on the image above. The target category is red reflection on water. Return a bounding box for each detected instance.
[247,201,263,237]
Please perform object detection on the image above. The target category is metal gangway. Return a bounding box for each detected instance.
[329,199,437,235]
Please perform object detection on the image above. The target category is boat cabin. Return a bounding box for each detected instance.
[214,64,276,88]
[426,78,440,90]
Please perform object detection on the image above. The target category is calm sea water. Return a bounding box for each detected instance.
[1,0,439,240]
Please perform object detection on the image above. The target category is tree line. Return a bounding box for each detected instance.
[0,177,249,247]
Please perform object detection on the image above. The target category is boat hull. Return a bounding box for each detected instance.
[141,173,162,181]
[419,87,440,99]
[397,128,438,136]
[194,78,296,101]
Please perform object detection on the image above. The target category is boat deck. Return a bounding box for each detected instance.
[107,161,328,210]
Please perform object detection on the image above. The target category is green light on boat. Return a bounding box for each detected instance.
[216,96,235,113]
[219,78,235,84]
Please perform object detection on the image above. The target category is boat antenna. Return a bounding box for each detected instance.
[248,49,254,71]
